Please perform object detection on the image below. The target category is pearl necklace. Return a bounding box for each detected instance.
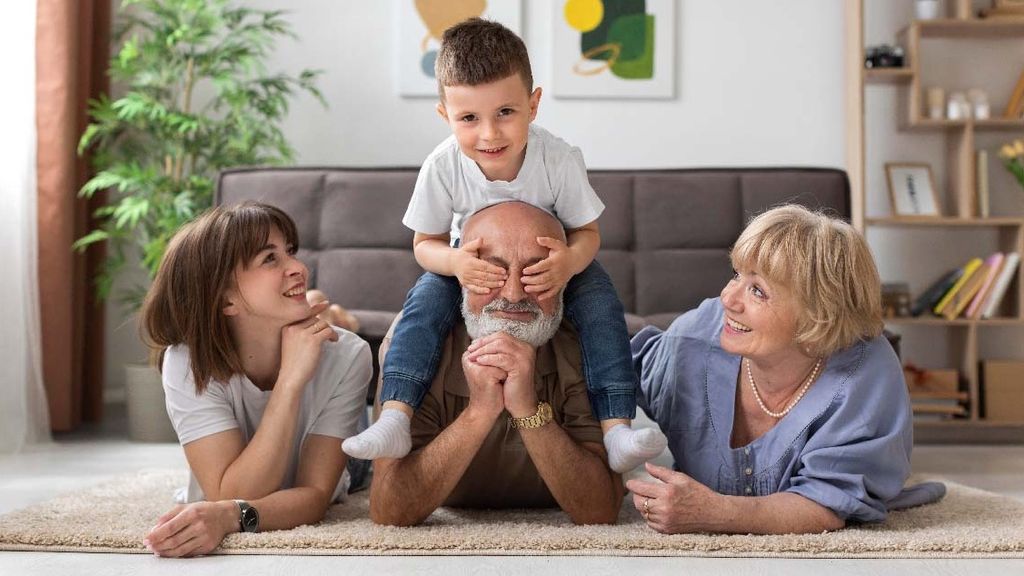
[745,357,823,419]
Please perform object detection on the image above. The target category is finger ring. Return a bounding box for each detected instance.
[643,498,650,517]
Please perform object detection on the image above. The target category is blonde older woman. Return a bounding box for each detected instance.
[628,204,944,535]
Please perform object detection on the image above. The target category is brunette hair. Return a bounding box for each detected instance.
[435,17,533,100]
[141,201,299,394]
[730,204,884,357]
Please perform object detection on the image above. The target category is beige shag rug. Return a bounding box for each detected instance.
[0,470,1021,558]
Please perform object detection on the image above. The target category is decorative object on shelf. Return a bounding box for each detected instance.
[980,0,1024,19]
[885,163,942,217]
[968,88,991,119]
[947,91,971,120]
[904,364,967,420]
[977,149,991,217]
[864,44,905,68]
[914,0,941,20]
[552,0,676,99]
[998,138,1024,196]
[882,282,912,317]
[396,0,522,98]
[926,86,946,119]
[1004,70,1024,118]
[981,360,1024,422]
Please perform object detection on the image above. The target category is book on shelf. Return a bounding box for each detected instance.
[966,253,1005,319]
[1005,69,1024,119]
[933,257,982,316]
[942,259,990,319]
[910,268,962,316]
[977,150,990,218]
[981,252,1021,319]
[910,402,967,417]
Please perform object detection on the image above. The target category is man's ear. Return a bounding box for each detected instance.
[528,87,542,121]
[436,101,449,123]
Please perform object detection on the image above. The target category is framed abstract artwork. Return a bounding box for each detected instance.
[885,163,942,217]
[395,0,522,98]
[551,0,676,99]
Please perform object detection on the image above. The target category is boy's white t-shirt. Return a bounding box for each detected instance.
[402,124,605,240]
[162,328,371,504]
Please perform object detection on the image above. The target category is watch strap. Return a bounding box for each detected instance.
[509,401,552,430]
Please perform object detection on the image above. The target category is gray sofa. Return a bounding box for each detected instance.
[216,167,849,383]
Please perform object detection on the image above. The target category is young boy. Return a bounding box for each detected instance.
[342,18,664,473]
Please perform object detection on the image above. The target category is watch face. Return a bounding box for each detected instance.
[241,506,259,532]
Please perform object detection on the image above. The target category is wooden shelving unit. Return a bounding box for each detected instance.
[845,0,1024,443]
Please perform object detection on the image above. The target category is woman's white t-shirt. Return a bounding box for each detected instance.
[162,328,371,503]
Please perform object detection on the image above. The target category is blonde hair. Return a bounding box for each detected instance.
[141,201,299,394]
[435,17,533,101]
[730,204,883,357]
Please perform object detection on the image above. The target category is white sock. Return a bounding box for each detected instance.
[341,408,412,460]
[603,424,668,473]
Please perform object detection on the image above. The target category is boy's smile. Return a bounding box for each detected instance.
[438,73,541,183]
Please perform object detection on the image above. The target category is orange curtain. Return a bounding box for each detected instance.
[36,0,110,431]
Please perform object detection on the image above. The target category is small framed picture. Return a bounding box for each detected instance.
[885,163,941,217]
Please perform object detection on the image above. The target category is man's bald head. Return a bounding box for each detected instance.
[460,201,566,346]
[462,202,566,247]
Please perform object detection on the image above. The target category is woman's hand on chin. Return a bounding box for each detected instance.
[625,462,730,534]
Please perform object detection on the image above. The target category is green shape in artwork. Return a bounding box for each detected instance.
[606,12,647,61]
[580,0,645,61]
[610,14,654,79]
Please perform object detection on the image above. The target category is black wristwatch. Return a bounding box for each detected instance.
[234,500,259,533]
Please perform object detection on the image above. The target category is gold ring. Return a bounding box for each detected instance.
[643,498,650,517]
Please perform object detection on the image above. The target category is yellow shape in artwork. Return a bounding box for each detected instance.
[564,0,604,33]
[415,0,487,41]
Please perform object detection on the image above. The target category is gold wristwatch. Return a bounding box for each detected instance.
[509,401,553,430]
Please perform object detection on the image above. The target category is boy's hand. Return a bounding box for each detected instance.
[453,238,507,294]
[522,236,575,301]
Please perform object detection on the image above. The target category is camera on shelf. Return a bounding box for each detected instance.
[864,44,905,69]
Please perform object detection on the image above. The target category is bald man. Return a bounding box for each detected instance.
[369,202,624,526]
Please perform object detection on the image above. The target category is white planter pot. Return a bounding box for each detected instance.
[124,363,178,443]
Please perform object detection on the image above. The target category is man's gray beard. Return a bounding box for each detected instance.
[461,291,563,347]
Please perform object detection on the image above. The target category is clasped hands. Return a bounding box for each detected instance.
[463,331,541,420]
[455,236,575,300]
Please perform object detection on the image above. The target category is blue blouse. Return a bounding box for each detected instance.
[632,298,945,523]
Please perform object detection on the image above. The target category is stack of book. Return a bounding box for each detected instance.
[909,252,1020,319]
[904,367,968,421]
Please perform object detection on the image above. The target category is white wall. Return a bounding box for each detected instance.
[247,0,846,168]
[104,1,848,397]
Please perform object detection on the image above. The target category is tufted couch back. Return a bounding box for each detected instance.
[216,166,849,342]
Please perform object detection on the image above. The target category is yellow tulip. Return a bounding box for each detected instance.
[1001,144,1016,158]
[1015,140,1024,156]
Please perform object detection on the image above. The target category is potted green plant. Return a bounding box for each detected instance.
[76,0,324,441]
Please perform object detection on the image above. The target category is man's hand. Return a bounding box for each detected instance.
[522,236,575,301]
[461,347,507,421]
[452,238,507,295]
[466,332,538,418]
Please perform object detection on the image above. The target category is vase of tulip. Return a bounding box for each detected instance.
[999,139,1024,207]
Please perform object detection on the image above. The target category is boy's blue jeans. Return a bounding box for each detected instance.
[380,261,637,421]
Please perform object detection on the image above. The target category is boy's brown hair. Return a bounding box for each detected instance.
[141,201,299,394]
[435,17,533,100]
